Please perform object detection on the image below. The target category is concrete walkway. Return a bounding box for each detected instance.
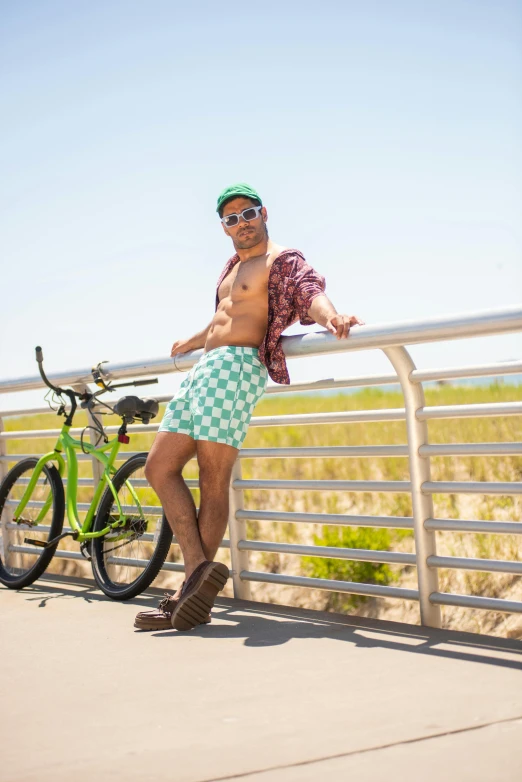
[1,575,521,782]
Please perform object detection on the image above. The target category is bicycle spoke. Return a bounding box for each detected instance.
[0,459,64,587]
[91,454,172,599]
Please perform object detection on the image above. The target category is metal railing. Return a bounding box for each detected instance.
[1,304,521,628]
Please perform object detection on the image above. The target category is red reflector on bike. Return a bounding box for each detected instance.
[118,434,130,444]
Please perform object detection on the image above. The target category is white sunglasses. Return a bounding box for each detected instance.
[221,205,263,227]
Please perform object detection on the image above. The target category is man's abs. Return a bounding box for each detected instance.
[204,249,283,353]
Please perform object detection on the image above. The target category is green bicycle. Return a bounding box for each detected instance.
[0,347,173,600]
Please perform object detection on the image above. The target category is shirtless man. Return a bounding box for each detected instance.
[134,183,362,632]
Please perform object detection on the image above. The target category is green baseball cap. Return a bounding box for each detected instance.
[216,183,262,213]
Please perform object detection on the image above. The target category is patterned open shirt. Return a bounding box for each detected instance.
[215,249,326,385]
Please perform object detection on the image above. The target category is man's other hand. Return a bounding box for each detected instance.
[170,339,193,357]
[325,314,365,340]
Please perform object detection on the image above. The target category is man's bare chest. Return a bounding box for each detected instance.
[218,255,272,304]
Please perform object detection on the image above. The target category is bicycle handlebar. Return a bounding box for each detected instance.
[35,345,78,424]
[35,346,159,424]
[35,345,66,395]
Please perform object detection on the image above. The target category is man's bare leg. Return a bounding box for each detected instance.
[145,433,238,582]
[144,432,206,580]
[195,440,239,563]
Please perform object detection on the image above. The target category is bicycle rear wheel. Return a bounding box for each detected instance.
[91,453,173,600]
[0,458,65,588]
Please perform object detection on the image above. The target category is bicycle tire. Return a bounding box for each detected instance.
[0,458,65,588]
[91,453,173,600]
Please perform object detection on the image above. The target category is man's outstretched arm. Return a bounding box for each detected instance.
[307,294,364,339]
[292,259,364,339]
[171,320,213,357]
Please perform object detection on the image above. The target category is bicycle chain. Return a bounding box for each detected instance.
[102,533,141,554]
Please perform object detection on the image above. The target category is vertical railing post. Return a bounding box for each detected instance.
[227,457,252,600]
[383,346,441,628]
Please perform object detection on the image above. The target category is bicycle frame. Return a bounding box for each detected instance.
[12,422,143,542]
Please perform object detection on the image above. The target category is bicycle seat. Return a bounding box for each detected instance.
[113,396,159,424]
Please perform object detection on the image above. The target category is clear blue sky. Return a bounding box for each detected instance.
[1,0,521,410]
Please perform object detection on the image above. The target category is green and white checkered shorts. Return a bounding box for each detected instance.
[159,345,268,449]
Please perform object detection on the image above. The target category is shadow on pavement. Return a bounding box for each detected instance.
[9,573,522,671]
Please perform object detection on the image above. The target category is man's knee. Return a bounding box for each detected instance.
[144,433,196,488]
[144,451,181,488]
[144,452,160,488]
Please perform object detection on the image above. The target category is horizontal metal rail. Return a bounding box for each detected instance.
[423,481,522,496]
[0,427,159,440]
[9,545,85,560]
[105,556,185,572]
[2,305,520,394]
[2,400,520,445]
[6,523,231,549]
[235,509,414,529]
[8,513,519,540]
[14,476,96,487]
[424,518,522,535]
[240,571,420,601]
[420,443,522,457]
[429,592,522,614]
[0,453,142,464]
[411,359,522,383]
[238,539,416,566]
[233,478,412,492]
[0,408,407,436]
[262,360,522,393]
[0,405,55,418]
[418,402,522,420]
[6,548,182,576]
[1,359,520,419]
[427,555,522,575]
[6,524,160,543]
[239,445,410,458]
[9,475,515,498]
[3,442,521,462]
[8,536,229,557]
[0,453,94,463]
[5,501,163,515]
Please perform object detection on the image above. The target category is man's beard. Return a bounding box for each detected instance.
[234,223,268,249]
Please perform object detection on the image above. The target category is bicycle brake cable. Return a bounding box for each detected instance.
[45,388,66,416]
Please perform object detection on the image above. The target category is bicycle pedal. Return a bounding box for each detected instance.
[46,530,78,547]
[24,538,47,548]
[25,530,77,550]
[80,542,92,561]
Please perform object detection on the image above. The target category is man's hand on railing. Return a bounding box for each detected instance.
[170,339,196,357]
[325,314,365,340]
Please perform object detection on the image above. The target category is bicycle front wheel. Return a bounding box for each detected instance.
[0,458,65,588]
[91,453,173,600]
